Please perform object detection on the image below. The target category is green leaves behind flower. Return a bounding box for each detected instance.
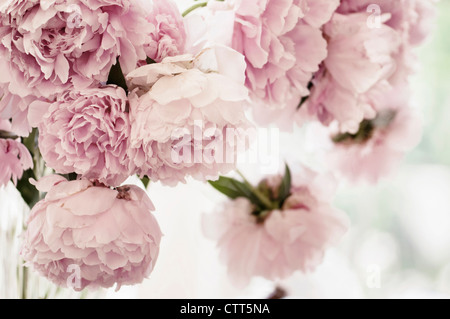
[277,163,292,207]
[107,58,128,93]
[140,176,150,188]
[297,81,313,110]
[209,176,266,210]
[146,57,156,65]
[209,164,293,213]
[332,109,397,145]
[107,57,155,94]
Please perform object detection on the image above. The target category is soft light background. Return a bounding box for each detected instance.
[1,0,449,299]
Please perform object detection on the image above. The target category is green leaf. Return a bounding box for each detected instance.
[141,176,150,188]
[209,176,269,210]
[107,58,128,93]
[208,176,251,200]
[62,173,78,181]
[16,169,39,207]
[278,164,292,206]
[297,81,313,110]
[297,95,309,110]
[229,179,266,208]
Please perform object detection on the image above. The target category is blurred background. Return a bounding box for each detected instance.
[1,0,449,299]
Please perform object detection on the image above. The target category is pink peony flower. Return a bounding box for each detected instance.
[29,85,132,186]
[338,0,436,46]
[337,0,437,86]
[304,12,401,133]
[327,86,422,184]
[21,175,163,291]
[191,0,339,128]
[144,0,186,62]
[0,0,149,99]
[0,91,35,136]
[126,46,250,186]
[0,119,33,187]
[203,168,349,286]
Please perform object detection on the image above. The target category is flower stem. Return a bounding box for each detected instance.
[182,2,208,17]
[0,130,19,140]
[21,267,28,299]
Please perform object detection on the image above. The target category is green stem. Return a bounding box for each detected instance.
[236,170,276,210]
[0,130,19,140]
[21,267,28,299]
[182,2,208,17]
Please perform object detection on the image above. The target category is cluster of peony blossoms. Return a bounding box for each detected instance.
[0,0,435,291]
[190,0,435,183]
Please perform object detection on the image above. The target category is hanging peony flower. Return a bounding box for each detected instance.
[0,0,150,99]
[144,0,186,62]
[126,45,251,186]
[28,85,132,186]
[0,119,33,187]
[21,175,163,291]
[327,86,422,184]
[204,166,349,286]
[338,0,436,46]
[303,12,401,133]
[337,0,437,86]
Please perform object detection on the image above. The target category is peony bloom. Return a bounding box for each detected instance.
[203,168,349,286]
[29,86,132,186]
[0,91,35,136]
[144,0,186,62]
[304,12,401,133]
[21,175,163,291]
[126,45,250,186]
[338,0,436,46]
[337,0,437,86]
[189,0,339,128]
[327,86,422,184]
[0,119,33,187]
[0,0,149,99]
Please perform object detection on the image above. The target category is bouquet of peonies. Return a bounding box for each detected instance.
[0,0,436,293]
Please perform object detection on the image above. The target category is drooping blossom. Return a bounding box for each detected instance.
[338,0,436,46]
[29,85,132,186]
[21,175,163,291]
[327,86,422,184]
[0,0,150,99]
[0,119,33,187]
[303,12,401,133]
[337,0,437,86]
[203,167,349,286]
[144,0,186,62]
[126,45,250,186]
